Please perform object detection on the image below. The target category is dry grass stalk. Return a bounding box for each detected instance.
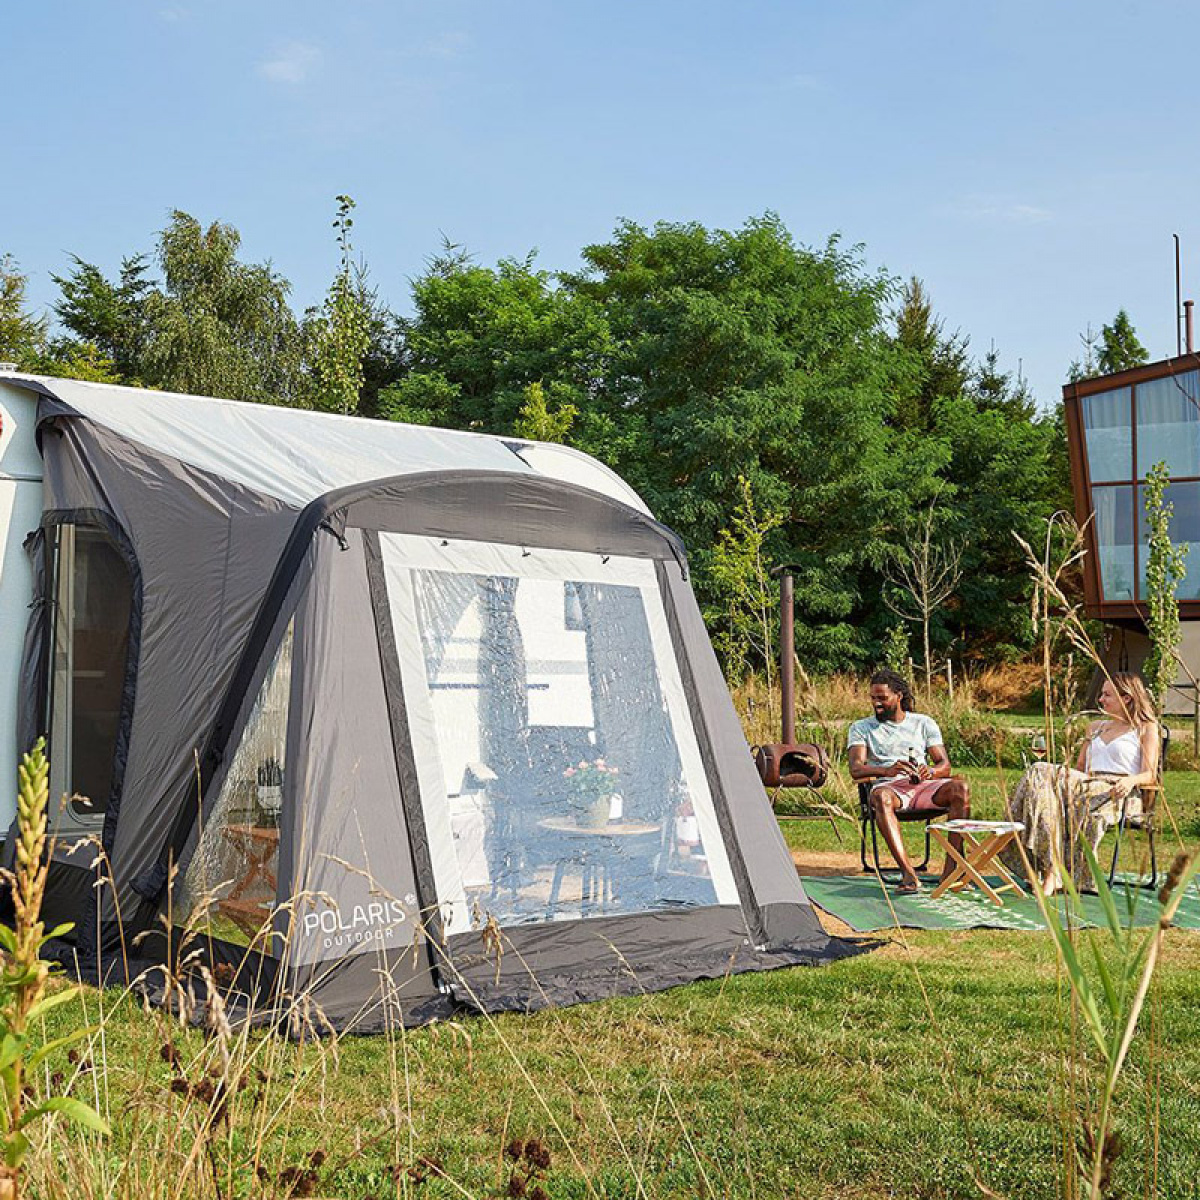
[1015,513,1198,1198]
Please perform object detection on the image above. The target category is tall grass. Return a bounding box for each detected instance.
[5,600,1197,1197]
[1014,515,1197,1199]
[0,740,107,1200]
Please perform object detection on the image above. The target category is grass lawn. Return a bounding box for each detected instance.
[25,766,1200,1199]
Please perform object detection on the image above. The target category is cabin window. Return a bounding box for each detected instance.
[1091,486,1135,602]
[1138,479,1200,601]
[46,524,134,823]
[1078,374,1200,604]
[1080,387,1132,483]
[1135,371,1200,480]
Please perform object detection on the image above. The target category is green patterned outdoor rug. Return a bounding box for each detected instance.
[801,872,1200,933]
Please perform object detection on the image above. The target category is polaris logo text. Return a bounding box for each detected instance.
[303,900,409,950]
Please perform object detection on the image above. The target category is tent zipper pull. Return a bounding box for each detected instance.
[318,520,350,552]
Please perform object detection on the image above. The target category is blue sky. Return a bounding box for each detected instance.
[5,0,1200,407]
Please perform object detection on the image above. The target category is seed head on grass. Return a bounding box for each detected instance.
[1158,852,1191,908]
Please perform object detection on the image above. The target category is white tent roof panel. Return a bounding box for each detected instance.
[0,373,649,514]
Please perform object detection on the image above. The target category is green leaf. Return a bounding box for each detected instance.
[19,1096,109,1136]
[27,1025,102,1070]
[0,926,16,954]
[1124,935,1154,997]
[3,1129,29,1168]
[1086,934,1121,1022]
[41,921,75,943]
[1039,900,1109,1055]
[0,1060,19,1104]
[1081,841,1122,943]
[0,1035,23,1074]
[26,986,81,1023]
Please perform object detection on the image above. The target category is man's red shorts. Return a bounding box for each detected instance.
[869,777,953,813]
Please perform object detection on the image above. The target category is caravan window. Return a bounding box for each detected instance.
[380,535,741,936]
[46,524,134,822]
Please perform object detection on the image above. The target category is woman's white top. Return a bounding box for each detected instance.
[1088,727,1143,776]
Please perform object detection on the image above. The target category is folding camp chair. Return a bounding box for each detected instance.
[1106,725,1168,889]
[858,781,941,877]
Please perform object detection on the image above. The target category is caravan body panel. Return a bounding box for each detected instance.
[0,381,43,827]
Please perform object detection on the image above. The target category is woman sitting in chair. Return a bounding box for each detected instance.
[1005,672,1160,895]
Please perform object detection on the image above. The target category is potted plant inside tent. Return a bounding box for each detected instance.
[563,760,622,828]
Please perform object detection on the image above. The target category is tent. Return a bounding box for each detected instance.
[0,370,840,1031]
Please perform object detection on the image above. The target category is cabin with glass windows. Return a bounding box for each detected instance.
[1063,357,1200,714]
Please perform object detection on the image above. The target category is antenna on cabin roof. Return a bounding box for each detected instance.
[1176,233,1184,356]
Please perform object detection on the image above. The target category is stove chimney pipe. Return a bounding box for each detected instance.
[780,572,795,745]
[1187,299,1195,354]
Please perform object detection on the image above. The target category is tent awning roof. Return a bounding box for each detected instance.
[0,373,649,513]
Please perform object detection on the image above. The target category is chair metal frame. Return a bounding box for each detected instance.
[1105,726,1168,889]
[858,780,938,876]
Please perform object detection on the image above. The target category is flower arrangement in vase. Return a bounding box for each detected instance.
[563,758,621,828]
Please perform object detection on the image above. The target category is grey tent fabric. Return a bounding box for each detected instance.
[657,561,826,950]
[1,373,842,1032]
[275,531,442,1024]
[38,414,298,928]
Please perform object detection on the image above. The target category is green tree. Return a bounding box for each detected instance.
[565,215,935,670]
[1,256,118,382]
[140,212,308,404]
[886,280,1056,662]
[0,257,48,368]
[973,343,1034,420]
[883,496,963,692]
[702,476,783,685]
[52,254,153,381]
[310,195,372,415]
[512,381,576,443]
[1098,308,1149,376]
[390,242,610,435]
[935,352,1059,660]
[891,277,970,432]
[1068,323,1101,382]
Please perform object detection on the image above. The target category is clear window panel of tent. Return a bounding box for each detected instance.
[400,559,735,931]
[177,622,293,946]
[1135,371,1200,480]
[1092,485,1135,602]
[1081,387,1133,483]
[47,524,134,827]
[1137,480,1200,601]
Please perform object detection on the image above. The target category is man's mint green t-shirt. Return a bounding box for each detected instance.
[846,712,944,767]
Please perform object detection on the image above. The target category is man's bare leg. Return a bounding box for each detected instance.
[871,788,920,889]
[934,779,971,884]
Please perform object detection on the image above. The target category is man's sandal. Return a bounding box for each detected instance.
[895,880,922,896]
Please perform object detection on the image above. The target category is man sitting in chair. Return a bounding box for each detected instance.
[847,670,970,894]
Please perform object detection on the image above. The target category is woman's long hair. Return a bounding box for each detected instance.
[1109,671,1157,730]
